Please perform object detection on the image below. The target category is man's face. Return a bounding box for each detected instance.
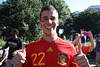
[39,10,59,36]
[10,31,16,37]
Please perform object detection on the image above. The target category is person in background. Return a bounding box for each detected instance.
[0,47,9,67]
[72,30,95,55]
[95,34,100,67]
[81,35,86,45]
[66,35,73,43]
[11,5,90,67]
[0,46,3,57]
[62,35,67,41]
[0,28,24,67]
[0,47,9,66]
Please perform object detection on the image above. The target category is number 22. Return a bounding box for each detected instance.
[31,52,45,66]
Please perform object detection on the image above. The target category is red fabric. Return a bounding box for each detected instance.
[82,45,91,55]
[22,38,79,67]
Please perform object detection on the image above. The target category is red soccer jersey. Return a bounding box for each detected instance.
[23,38,79,67]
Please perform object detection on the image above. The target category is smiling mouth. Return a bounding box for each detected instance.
[46,27,53,29]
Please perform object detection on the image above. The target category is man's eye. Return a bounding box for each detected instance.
[44,18,48,20]
[51,17,55,20]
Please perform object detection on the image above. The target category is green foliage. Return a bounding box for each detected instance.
[0,0,72,41]
[72,9,100,34]
[49,0,71,26]
[0,0,43,41]
[0,38,6,47]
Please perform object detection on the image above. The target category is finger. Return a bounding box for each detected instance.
[11,57,20,66]
[11,60,16,66]
[78,43,82,54]
[76,56,86,64]
[14,54,22,63]
[11,58,22,67]
[78,61,89,67]
[13,51,18,56]
[75,53,85,60]
[17,52,26,61]
[22,44,26,54]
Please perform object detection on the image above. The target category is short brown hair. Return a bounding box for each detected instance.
[40,5,58,18]
[11,28,19,35]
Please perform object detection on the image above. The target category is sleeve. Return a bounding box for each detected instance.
[18,38,23,49]
[22,45,32,67]
[3,39,9,49]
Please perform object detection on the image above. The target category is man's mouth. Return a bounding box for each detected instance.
[46,27,53,29]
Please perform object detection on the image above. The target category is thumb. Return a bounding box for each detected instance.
[78,43,82,54]
[22,44,26,54]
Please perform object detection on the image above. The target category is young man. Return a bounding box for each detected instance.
[0,28,23,67]
[96,34,100,67]
[11,5,90,67]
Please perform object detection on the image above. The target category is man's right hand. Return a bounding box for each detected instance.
[11,45,26,67]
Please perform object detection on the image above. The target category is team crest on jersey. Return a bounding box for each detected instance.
[58,53,67,65]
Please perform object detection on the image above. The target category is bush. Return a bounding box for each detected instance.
[0,38,6,47]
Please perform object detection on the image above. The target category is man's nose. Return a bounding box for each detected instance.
[48,19,52,24]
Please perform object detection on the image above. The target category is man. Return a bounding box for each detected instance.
[11,5,90,67]
[0,28,23,67]
[96,34,100,67]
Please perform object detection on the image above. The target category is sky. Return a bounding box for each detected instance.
[64,0,100,12]
[0,0,6,4]
[0,0,100,12]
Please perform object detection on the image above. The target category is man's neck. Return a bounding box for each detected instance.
[43,33,58,42]
[12,35,18,39]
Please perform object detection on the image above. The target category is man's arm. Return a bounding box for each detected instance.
[72,36,81,45]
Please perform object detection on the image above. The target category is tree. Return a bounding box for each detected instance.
[72,9,100,35]
[49,0,71,36]
[0,0,43,41]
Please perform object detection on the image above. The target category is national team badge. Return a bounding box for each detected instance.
[58,53,67,65]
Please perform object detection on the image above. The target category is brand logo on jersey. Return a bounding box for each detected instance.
[47,47,53,52]
[58,53,67,65]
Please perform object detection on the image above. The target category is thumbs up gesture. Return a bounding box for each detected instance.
[11,44,26,67]
[75,43,90,67]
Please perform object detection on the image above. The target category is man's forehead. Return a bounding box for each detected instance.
[41,10,58,17]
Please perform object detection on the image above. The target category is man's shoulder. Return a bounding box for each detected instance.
[59,38,73,45]
[28,39,41,45]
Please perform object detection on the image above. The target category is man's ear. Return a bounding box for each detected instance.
[57,20,59,26]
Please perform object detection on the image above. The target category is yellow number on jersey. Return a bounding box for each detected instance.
[31,52,45,66]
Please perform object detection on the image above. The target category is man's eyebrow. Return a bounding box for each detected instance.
[42,16,47,19]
